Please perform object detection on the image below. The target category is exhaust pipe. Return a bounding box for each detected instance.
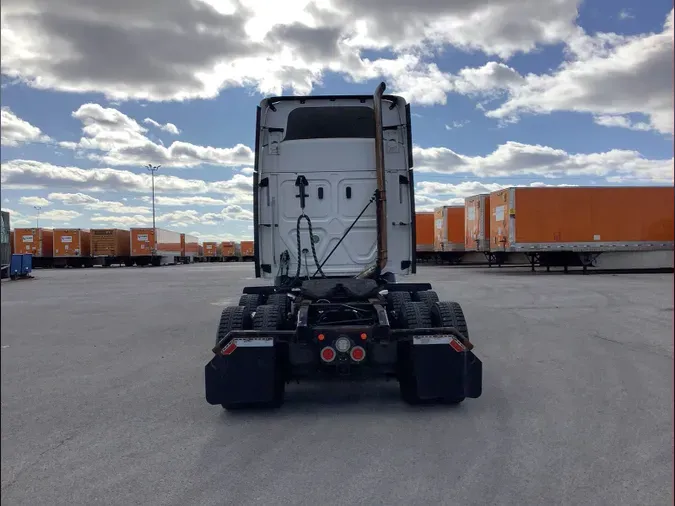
[373,81,388,275]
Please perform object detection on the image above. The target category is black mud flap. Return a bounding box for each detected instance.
[411,336,482,400]
[205,339,278,406]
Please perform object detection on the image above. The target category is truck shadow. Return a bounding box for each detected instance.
[220,380,467,419]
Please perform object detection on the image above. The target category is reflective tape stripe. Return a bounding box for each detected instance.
[413,335,452,345]
[233,338,274,347]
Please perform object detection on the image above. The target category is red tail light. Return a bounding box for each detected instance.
[350,346,365,362]
[320,346,336,362]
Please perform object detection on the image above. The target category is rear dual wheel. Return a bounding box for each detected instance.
[397,300,469,405]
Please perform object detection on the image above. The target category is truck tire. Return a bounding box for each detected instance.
[238,293,263,314]
[387,291,411,321]
[430,301,469,338]
[398,301,432,329]
[412,290,439,307]
[252,305,286,409]
[430,301,469,405]
[397,301,432,405]
[215,306,246,346]
[265,293,291,318]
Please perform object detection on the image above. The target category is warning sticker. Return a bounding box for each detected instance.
[137,234,149,242]
[22,235,33,242]
[61,236,73,243]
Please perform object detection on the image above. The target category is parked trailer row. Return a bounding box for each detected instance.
[194,240,255,262]
[9,227,201,267]
[415,186,674,272]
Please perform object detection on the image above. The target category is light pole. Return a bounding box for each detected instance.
[146,164,160,254]
[34,206,41,229]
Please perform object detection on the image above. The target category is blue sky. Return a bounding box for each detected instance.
[1,0,672,241]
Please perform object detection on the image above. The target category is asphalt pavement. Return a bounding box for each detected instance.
[1,263,673,505]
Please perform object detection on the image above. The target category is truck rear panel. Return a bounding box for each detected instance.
[254,93,415,279]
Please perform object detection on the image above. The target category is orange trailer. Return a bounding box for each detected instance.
[130,227,181,265]
[203,242,219,257]
[14,228,53,257]
[91,228,130,258]
[181,233,200,260]
[433,206,465,252]
[54,228,91,257]
[220,241,241,259]
[415,212,434,252]
[240,240,254,260]
[489,186,674,252]
[464,194,491,252]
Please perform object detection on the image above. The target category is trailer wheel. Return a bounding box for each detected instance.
[252,305,286,408]
[215,306,246,346]
[238,293,263,314]
[430,301,469,338]
[397,301,432,404]
[412,290,439,307]
[387,291,411,322]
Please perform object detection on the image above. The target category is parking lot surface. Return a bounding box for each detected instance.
[1,264,673,505]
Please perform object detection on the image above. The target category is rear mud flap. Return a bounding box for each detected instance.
[410,343,482,400]
[205,344,278,406]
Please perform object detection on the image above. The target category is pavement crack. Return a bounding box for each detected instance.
[1,433,78,493]
[588,331,673,359]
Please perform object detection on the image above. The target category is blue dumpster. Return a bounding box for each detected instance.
[10,254,32,279]
[21,254,32,274]
[10,254,22,277]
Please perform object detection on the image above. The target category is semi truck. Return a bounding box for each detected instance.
[205,82,483,410]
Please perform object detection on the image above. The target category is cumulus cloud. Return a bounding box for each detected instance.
[18,196,50,207]
[1,107,51,146]
[413,180,579,211]
[1,160,254,200]
[0,0,582,103]
[61,103,252,167]
[413,141,674,182]
[143,117,181,135]
[47,192,152,214]
[39,209,82,222]
[483,10,675,134]
[140,195,230,206]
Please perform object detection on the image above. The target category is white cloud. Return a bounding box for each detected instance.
[413,141,674,182]
[18,196,50,207]
[0,0,582,103]
[1,107,51,146]
[60,103,252,168]
[141,195,230,207]
[1,160,254,198]
[39,209,82,222]
[592,115,651,132]
[143,117,181,135]
[48,192,152,214]
[483,10,675,134]
[90,214,152,228]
